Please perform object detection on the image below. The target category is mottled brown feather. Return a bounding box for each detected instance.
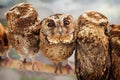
[109,24,120,80]
[40,14,78,63]
[6,3,40,61]
[76,11,110,80]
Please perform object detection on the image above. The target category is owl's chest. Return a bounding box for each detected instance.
[40,41,75,63]
[10,33,39,56]
[40,43,66,54]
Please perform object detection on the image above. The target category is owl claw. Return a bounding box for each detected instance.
[4,57,12,66]
[54,62,62,74]
[65,63,75,74]
[19,60,26,70]
[32,61,40,71]
[0,56,12,67]
[19,58,29,70]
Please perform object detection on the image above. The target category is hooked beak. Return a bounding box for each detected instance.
[58,27,62,35]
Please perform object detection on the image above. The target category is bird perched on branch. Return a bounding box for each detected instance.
[109,24,120,80]
[40,14,78,74]
[0,23,10,66]
[75,11,111,80]
[5,3,40,70]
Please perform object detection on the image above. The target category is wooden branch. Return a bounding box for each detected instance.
[1,59,74,75]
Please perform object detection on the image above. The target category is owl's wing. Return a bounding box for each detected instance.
[76,26,110,79]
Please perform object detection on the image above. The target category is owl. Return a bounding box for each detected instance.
[40,14,77,74]
[5,3,40,70]
[75,11,111,80]
[109,24,120,80]
[0,23,10,66]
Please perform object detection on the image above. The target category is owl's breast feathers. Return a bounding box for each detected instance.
[9,31,39,57]
[40,31,76,63]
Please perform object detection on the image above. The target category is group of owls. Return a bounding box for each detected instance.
[0,3,119,80]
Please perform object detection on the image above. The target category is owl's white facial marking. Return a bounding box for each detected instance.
[40,14,76,44]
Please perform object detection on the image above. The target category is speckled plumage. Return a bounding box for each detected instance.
[75,11,110,80]
[6,3,40,34]
[5,3,40,70]
[40,14,77,63]
[109,24,120,80]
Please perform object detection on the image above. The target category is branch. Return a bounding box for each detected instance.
[1,59,74,75]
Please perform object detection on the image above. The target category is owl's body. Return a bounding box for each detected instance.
[40,35,76,63]
[76,11,110,80]
[0,23,10,65]
[9,32,39,59]
[109,24,120,80]
[40,14,77,72]
[6,3,40,70]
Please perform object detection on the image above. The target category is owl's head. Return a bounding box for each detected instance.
[40,14,77,44]
[78,11,109,33]
[5,3,39,32]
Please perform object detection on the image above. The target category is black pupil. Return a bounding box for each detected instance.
[47,20,55,27]
[64,18,70,25]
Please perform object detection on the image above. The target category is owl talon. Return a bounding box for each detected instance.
[19,59,26,70]
[19,64,25,70]
[65,63,75,74]
[4,57,12,66]
[0,56,12,67]
[54,62,62,74]
[32,61,40,71]
[19,63,25,70]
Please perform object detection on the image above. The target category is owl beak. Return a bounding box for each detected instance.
[58,27,62,34]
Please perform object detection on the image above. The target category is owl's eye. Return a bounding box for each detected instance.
[47,20,55,27]
[63,18,70,26]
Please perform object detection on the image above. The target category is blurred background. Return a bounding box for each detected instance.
[0,0,120,80]
[0,0,120,25]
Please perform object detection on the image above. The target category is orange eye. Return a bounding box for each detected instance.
[63,18,70,26]
[47,20,55,27]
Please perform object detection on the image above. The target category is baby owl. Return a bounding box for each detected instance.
[5,3,40,70]
[40,14,77,73]
[75,11,111,80]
